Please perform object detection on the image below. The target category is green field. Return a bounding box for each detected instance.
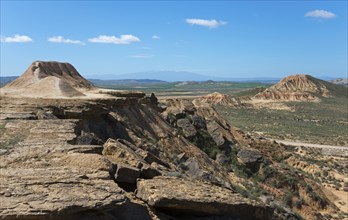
[216,97,348,146]
[97,81,271,97]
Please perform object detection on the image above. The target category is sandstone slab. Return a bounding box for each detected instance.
[136,177,273,220]
[0,167,126,219]
[237,148,263,172]
[115,164,141,184]
[177,118,197,138]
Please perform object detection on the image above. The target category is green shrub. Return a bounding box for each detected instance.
[166,112,176,125]
[295,198,304,209]
[189,129,219,160]
[305,185,313,193]
[0,122,6,134]
[263,165,278,179]
[308,191,327,208]
[0,134,25,150]
[283,193,293,206]
[322,170,329,177]
[229,146,252,178]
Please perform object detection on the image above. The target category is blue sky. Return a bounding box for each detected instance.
[1,1,347,79]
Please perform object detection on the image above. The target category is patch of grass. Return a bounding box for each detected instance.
[0,121,7,135]
[231,182,266,201]
[0,133,25,150]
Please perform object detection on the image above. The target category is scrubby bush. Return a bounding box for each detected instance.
[283,193,293,206]
[322,170,329,177]
[263,165,278,179]
[189,129,219,160]
[229,146,253,178]
[295,198,304,209]
[344,182,348,192]
[305,185,313,194]
[166,112,176,125]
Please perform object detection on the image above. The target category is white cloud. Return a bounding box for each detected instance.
[305,10,336,19]
[0,34,33,43]
[48,36,84,44]
[129,54,154,58]
[88,34,140,44]
[152,35,160,39]
[186,18,227,28]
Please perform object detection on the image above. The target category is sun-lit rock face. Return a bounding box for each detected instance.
[200,92,242,106]
[254,74,331,101]
[1,61,95,98]
[272,74,329,95]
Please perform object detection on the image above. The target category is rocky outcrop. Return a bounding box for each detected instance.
[192,114,206,129]
[193,100,237,147]
[0,167,126,219]
[237,148,263,172]
[272,74,328,95]
[0,93,248,219]
[200,92,242,106]
[176,118,197,138]
[254,87,319,101]
[8,61,94,88]
[253,74,341,101]
[207,121,227,146]
[164,98,239,170]
[103,138,163,184]
[136,176,274,220]
[2,91,343,219]
[0,118,128,219]
[3,61,345,219]
[164,99,196,118]
[1,61,95,98]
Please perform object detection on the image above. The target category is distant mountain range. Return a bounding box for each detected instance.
[89,78,166,85]
[86,70,281,83]
[87,71,216,82]
[0,76,17,85]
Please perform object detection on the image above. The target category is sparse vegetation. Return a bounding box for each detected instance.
[98,81,271,98]
[295,198,304,209]
[0,134,25,150]
[0,120,27,150]
[0,122,6,134]
[283,193,293,206]
[190,129,219,159]
[216,97,348,146]
[229,146,252,178]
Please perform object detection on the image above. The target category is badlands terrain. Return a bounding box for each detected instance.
[0,61,347,220]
